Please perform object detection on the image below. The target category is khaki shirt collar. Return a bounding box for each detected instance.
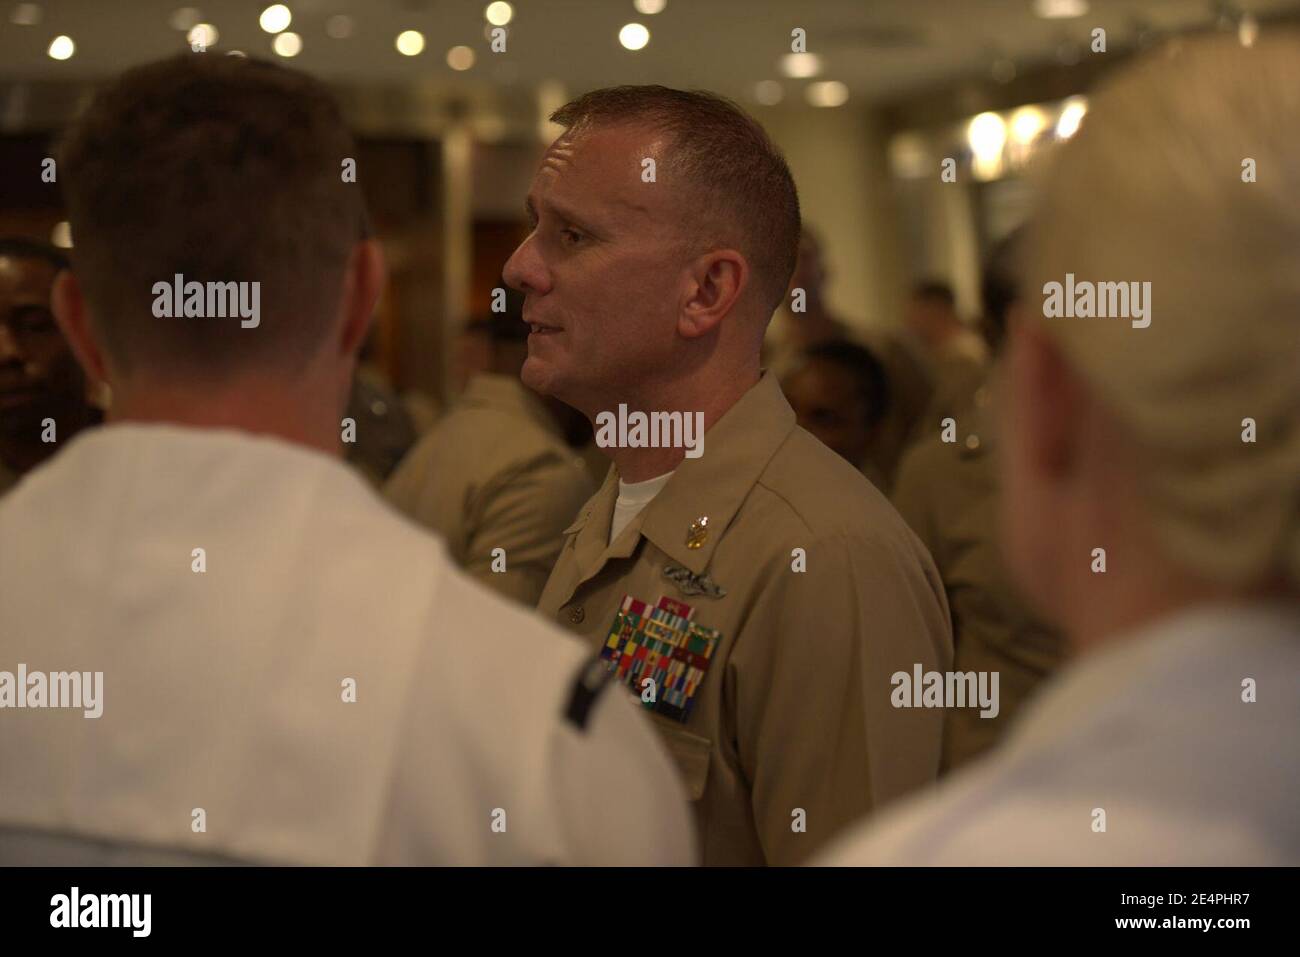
[563,372,796,577]
[460,373,563,442]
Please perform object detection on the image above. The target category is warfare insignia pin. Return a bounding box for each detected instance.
[662,564,726,599]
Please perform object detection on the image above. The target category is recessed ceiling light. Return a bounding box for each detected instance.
[188,24,218,48]
[1033,0,1088,19]
[272,31,301,57]
[47,35,75,60]
[485,2,513,26]
[396,30,426,56]
[780,52,822,79]
[447,45,475,70]
[325,15,353,39]
[619,23,650,51]
[10,3,42,27]
[259,4,291,34]
[168,7,200,32]
[806,80,848,108]
[634,0,667,14]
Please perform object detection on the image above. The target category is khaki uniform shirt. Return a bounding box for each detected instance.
[538,373,953,865]
[385,374,594,607]
[891,390,1066,771]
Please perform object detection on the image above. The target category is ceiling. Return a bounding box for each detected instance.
[2,0,1299,108]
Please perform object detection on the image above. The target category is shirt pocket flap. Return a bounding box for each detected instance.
[650,717,712,801]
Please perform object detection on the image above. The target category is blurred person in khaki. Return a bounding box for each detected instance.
[0,238,94,495]
[0,54,693,867]
[504,85,951,866]
[822,34,1300,865]
[890,233,1065,772]
[385,290,594,607]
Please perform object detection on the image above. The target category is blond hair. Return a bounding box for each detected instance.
[1023,33,1300,590]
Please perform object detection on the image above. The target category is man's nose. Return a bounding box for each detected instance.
[0,323,23,365]
[502,233,549,297]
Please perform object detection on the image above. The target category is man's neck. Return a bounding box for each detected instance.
[110,383,343,458]
[1061,542,1247,659]
[596,366,760,483]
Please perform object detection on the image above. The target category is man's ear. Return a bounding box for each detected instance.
[1006,319,1085,479]
[678,249,747,339]
[339,238,386,358]
[50,270,110,384]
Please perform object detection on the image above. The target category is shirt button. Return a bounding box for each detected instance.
[568,605,586,625]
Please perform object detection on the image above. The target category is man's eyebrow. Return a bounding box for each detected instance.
[611,196,650,217]
[531,195,606,233]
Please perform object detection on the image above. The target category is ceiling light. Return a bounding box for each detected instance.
[168,7,200,32]
[806,80,849,108]
[1033,0,1089,18]
[10,3,41,26]
[396,30,426,56]
[259,4,291,34]
[447,45,475,70]
[485,2,513,26]
[780,52,822,78]
[188,24,218,48]
[325,15,353,39]
[619,23,650,51]
[47,35,74,60]
[272,31,301,57]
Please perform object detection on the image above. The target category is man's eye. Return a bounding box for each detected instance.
[560,228,584,246]
[15,309,53,332]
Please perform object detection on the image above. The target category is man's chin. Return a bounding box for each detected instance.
[520,357,559,398]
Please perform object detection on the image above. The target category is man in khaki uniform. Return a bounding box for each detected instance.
[893,391,1065,771]
[504,85,952,865]
[891,234,1066,772]
[385,312,593,606]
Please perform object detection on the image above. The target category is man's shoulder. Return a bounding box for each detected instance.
[750,425,918,546]
[414,401,575,474]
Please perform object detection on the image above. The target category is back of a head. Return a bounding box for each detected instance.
[802,339,891,431]
[1022,33,1300,592]
[550,85,802,319]
[58,54,369,384]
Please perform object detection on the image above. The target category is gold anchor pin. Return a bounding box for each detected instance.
[686,516,710,549]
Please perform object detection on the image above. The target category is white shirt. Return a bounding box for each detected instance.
[0,424,695,866]
[818,602,1300,865]
[609,471,675,546]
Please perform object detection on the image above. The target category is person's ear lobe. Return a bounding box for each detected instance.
[678,250,747,339]
[339,239,386,358]
[1007,321,1083,480]
[50,270,110,384]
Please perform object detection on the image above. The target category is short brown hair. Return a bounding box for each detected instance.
[550,86,801,317]
[58,54,369,379]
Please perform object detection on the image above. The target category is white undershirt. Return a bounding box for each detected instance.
[609,471,675,546]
